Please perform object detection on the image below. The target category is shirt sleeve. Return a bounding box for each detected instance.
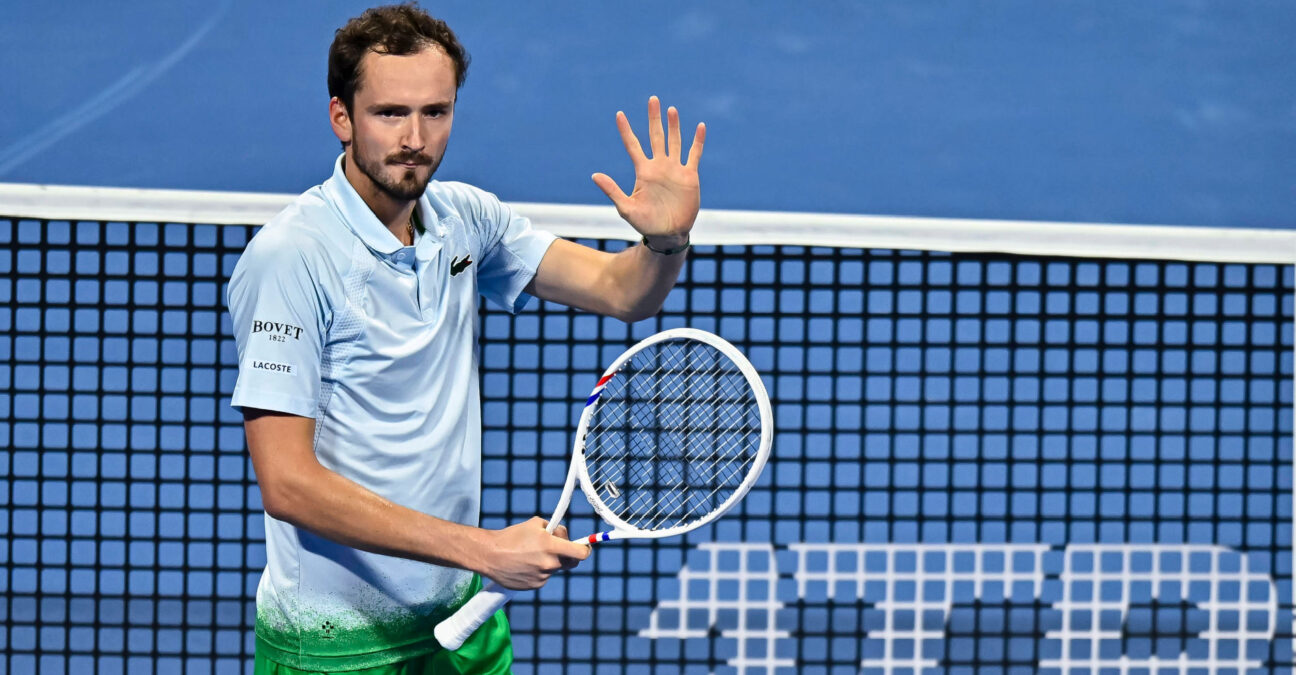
[474,194,558,314]
[226,229,330,417]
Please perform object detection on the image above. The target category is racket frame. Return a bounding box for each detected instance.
[435,327,772,650]
[564,327,773,543]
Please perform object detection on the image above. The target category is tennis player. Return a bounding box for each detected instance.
[226,4,704,674]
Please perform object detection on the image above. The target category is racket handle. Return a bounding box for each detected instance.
[434,582,516,651]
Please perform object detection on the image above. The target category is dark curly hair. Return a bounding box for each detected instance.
[328,3,470,113]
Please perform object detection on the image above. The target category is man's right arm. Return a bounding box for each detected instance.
[244,407,589,590]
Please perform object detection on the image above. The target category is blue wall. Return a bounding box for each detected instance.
[3,1,1294,228]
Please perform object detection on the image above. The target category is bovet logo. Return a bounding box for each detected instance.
[252,320,304,341]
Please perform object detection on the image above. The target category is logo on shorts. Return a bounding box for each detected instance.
[450,254,473,277]
[252,319,304,342]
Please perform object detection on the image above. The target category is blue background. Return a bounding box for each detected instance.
[3,1,1295,228]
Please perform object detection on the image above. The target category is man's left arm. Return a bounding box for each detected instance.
[525,96,705,321]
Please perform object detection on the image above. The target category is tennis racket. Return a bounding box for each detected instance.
[434,327,773,650]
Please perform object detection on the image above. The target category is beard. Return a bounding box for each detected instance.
[352,142,443,201]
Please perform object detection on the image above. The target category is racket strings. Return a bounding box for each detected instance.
[583,340,762,532]
[589,437,749,528]
[607,406,757,528]
[607,391,756,491]
[626,446,756,532]
[589,344,751,467]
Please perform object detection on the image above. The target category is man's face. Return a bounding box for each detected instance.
[332,45,457,202]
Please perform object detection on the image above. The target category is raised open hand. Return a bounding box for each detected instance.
[591,96,705,247]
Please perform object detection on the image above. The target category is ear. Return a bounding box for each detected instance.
[329,97,353,146]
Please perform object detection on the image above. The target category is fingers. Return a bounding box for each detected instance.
[590,173,628,210]
[618,97,701,166]
[558,543,590,571]
[615,111,645,162]
[565,540,592,560]
[547,524,589,572]
[534,520,589,560]
[560,549,588,571]
[686,122,706,169]
[488,518,592,590]
[667,106,681,159]
[647,96,665,159]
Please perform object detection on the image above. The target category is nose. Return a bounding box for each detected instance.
[402,117,424,152]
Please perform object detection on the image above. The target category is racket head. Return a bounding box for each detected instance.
[572,328,772,539]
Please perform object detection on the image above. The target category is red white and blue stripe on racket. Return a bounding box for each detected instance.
[581,372,618,544]
[585,372,616,407]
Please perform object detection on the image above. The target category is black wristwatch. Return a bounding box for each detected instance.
[641,234,691,255]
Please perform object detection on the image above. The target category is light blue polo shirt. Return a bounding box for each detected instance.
[227,155,556,669]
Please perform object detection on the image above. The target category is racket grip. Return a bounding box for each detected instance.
[434,582,517,651]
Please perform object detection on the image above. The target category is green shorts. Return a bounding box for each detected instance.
[253,609,512,675]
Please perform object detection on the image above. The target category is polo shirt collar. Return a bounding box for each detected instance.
[324,154,432,257]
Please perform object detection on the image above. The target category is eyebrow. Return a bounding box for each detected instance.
[366,100,454,112]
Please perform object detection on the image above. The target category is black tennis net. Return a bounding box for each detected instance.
[2,214,1291,674]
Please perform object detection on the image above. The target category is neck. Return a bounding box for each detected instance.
[341,154,417,244]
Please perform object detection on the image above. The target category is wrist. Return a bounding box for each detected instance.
[641,233,690,255]
[449,524,497,575]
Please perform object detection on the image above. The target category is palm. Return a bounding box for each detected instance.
[592,97,706,239]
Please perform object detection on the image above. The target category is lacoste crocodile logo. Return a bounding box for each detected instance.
[450,254,473,277]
